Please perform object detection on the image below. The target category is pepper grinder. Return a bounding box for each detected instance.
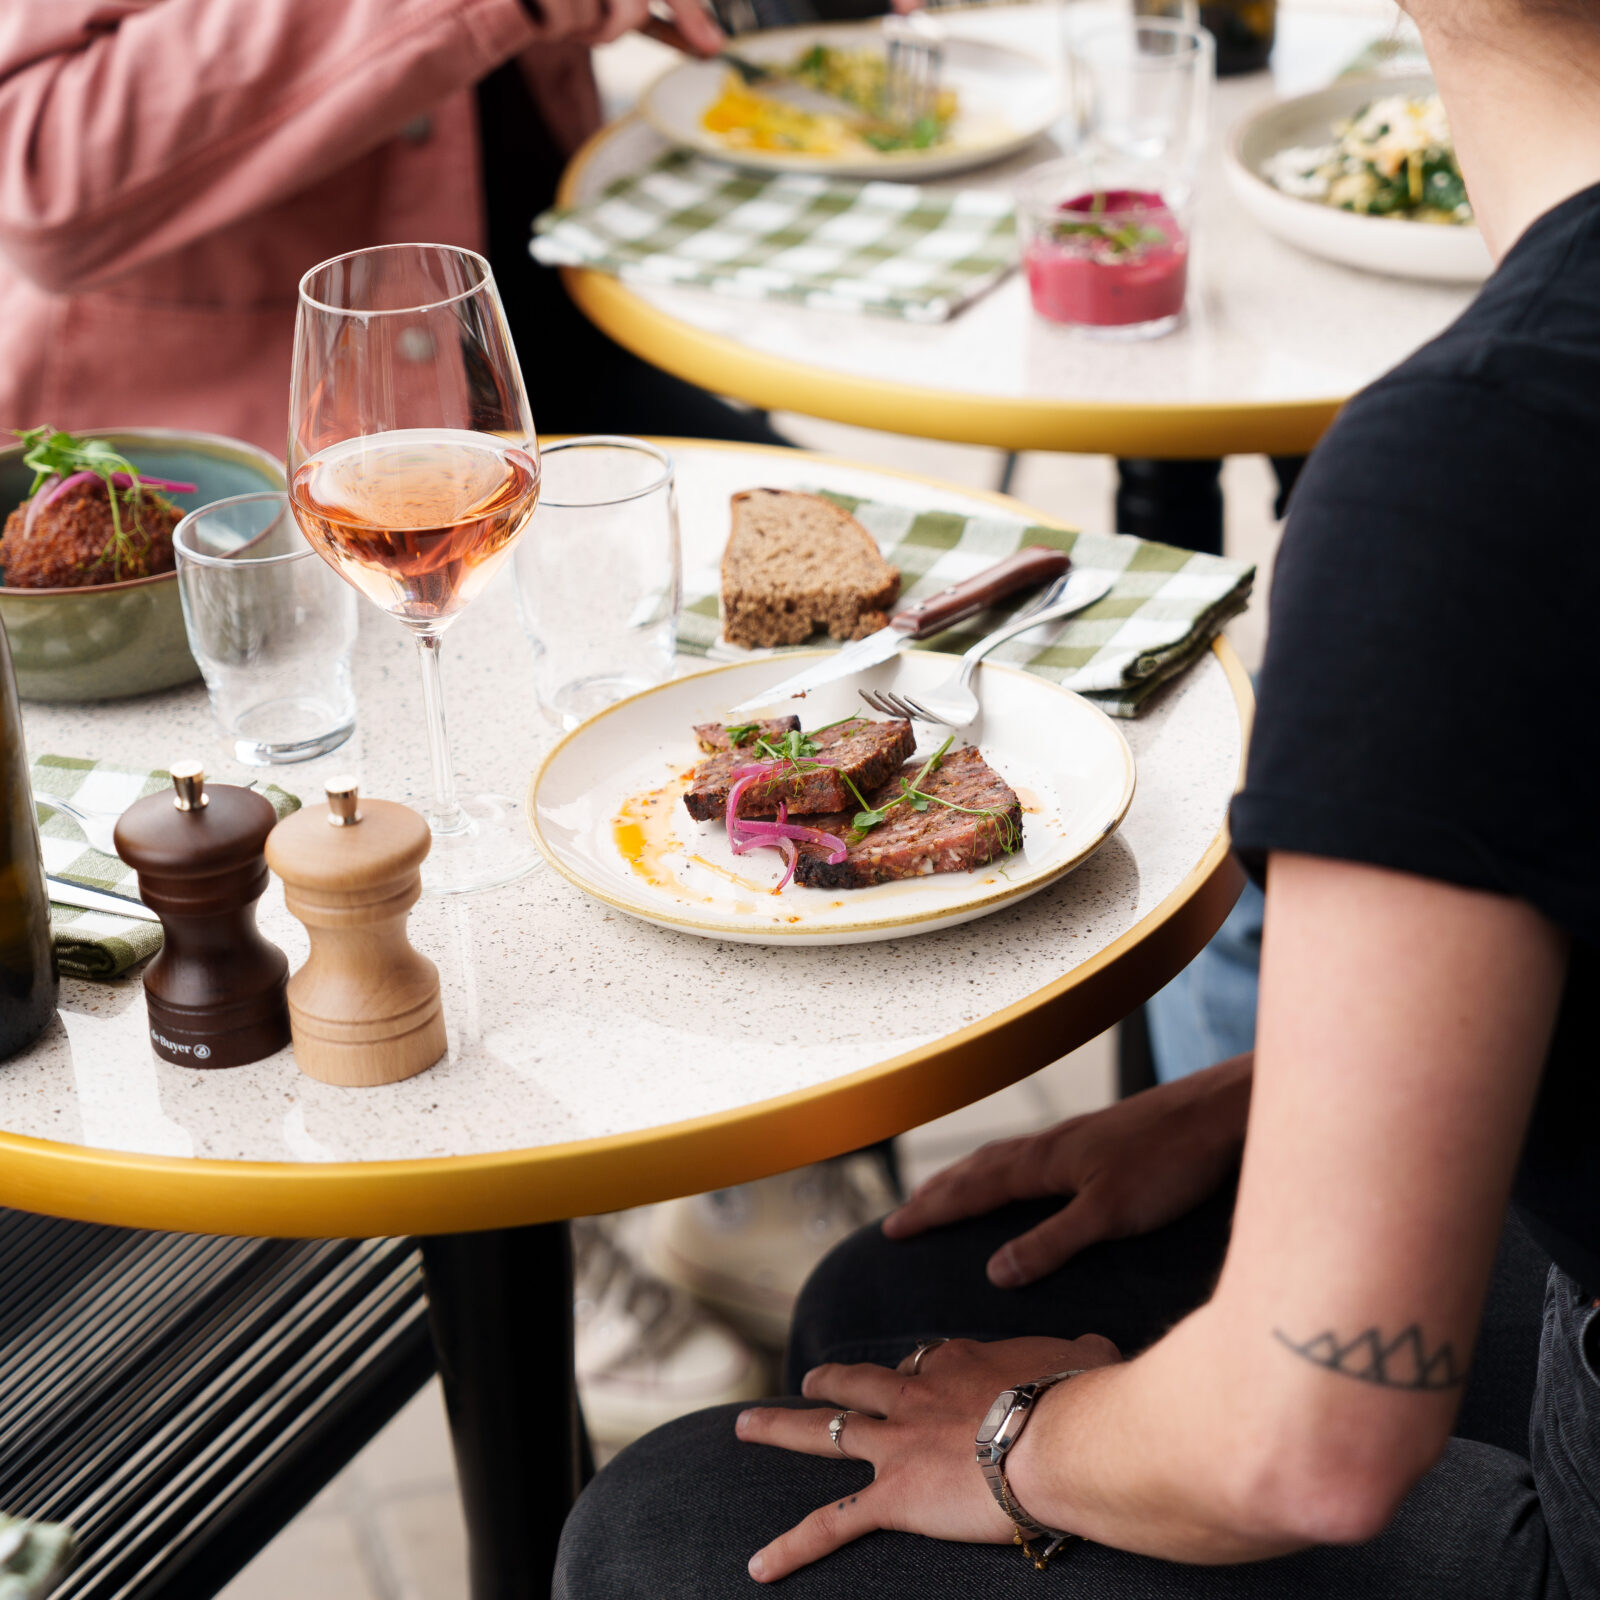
[265,778,446,1088]
[113,762,291,1068]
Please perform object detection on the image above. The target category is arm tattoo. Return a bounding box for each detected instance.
[1272,1325,1465,1391]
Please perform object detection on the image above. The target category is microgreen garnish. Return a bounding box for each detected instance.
[1048,218,1169,256]
[753,728,822,766]
[847,734,1021,856]
[12,426,194,580]
[850,738,952,835]
[725,722,761,747]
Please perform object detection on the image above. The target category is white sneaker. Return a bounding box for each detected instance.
[633,1155,898,1351]
[573,1216,768,1450]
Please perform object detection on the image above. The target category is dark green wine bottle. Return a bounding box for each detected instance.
[1,616,57,1060]
[1200,0,1276,75]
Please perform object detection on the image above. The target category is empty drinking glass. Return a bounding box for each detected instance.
[174,492,358,764]
[1068,15,1214,176]
[513,438,681,730]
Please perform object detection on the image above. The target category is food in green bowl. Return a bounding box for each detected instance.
[0,428,284,703]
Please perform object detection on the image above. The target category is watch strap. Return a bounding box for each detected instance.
[976,1369,1085,1543]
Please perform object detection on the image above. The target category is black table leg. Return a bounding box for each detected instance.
[1114,457,1225,556]
[1111,457,1225,1089]
[421,1222,586,1600]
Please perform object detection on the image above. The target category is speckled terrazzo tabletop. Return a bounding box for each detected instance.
[4,445,1244,1177]
[571,4,1473,451]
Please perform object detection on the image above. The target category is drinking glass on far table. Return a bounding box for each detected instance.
[1067,15,1214,176]
[513,437,681,730]
[288,243,541,894]
[174,492,358,765]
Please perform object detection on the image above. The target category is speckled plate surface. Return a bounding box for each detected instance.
[529,649,1135,945]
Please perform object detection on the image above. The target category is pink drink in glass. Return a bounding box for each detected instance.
[1024,190,1188,331]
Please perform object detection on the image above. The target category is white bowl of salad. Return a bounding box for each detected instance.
[1224,73,1492,284]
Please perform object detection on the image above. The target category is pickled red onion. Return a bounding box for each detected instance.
[775,838,798,891]
[43,469,198,506]
[721,752,848,891]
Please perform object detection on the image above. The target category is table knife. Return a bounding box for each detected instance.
[725,545,1071,714]
[47,876,161,923]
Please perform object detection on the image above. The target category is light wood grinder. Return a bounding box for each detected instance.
[266,779,446,1087]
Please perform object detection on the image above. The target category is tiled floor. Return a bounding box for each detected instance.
[220,420,1283,1600]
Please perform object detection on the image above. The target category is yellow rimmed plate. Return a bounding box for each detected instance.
[528,649,1135,945]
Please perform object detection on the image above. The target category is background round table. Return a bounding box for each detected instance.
[3,441,1250,1598]
[564,3,1476,458]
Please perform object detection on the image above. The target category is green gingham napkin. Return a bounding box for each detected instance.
[679,494,1254,717]
[0,1514,73,1600]
[33,757,301,981]
[532,150,1018,323]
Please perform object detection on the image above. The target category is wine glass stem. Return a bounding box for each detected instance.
[414,630,469,836]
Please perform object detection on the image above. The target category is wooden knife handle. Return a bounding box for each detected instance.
[891,546,1071,639]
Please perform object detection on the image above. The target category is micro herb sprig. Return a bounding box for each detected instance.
[1048,217,1168,257]
[729,716,875,810]
[848,734,1021,855]
[753,729,820,765]
[16,426,151,578]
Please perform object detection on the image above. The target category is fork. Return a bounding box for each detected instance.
[883,14,945,132]
[37,782,262,858]
[859,566,1117,727]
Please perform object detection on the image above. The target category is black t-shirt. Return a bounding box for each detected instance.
[1231,180,1600,1291]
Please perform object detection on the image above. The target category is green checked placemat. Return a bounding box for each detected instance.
[0,1514,73,1600]
[33,757,300,981]
[532,150,1017,323]
[679,494,1254,717]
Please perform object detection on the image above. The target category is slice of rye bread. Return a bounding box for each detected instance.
[721,489,901,648]
[793,746,1023,889]
[683,716,914,822]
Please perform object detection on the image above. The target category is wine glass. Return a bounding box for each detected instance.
[288,244,542,895]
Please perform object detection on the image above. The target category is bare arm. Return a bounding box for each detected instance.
[740,852,1568,1578]
[1004,852,1567,1558]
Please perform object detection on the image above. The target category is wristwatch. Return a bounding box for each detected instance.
[975,1370,1084,1559]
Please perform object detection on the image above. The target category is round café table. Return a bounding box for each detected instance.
[566,5,1478,545]
[568,4,1475,457]
[2,442,1251,1598]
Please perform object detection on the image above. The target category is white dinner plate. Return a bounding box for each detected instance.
[528,650,1135,946]
[640,21,1067,182]
[1224,74,1491,284]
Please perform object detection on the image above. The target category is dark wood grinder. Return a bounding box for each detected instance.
[113,761,290,1068]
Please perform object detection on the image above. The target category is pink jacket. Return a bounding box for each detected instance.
[0,0,599,455]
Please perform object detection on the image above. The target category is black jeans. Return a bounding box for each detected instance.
[557,1193,1593,1598]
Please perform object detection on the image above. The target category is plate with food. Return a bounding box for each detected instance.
[528,649,1135,945]
[0,427,285,703]
[640,22,1067,181]
[1224,73,1492,283]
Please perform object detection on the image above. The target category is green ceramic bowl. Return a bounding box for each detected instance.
[0,429,284,702]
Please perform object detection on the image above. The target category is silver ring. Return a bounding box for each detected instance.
[827,1409,855,1458]
[909,1337,950,1375]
